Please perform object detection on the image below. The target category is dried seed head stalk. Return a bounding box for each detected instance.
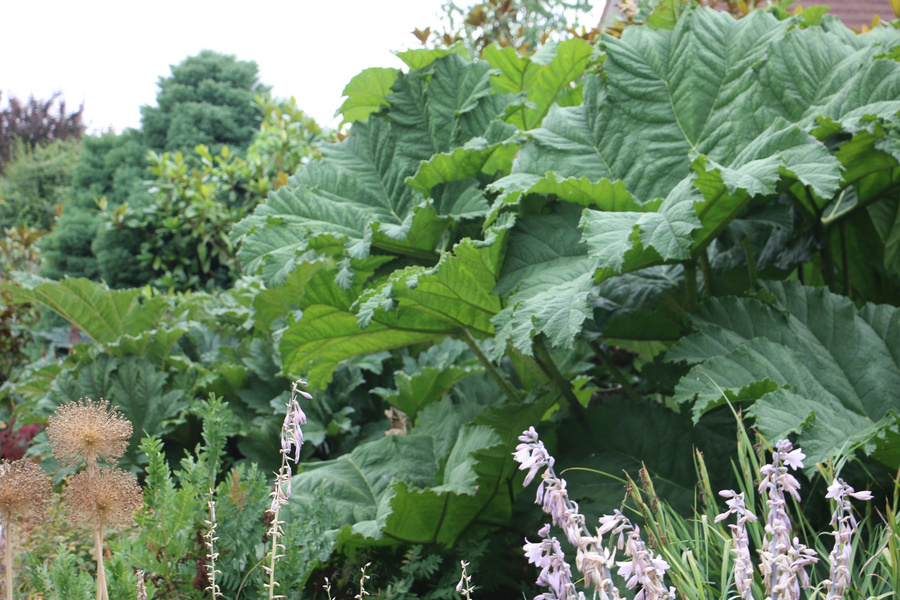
[204,493,223,598]
[64,466,143,530]
[48,398,132,468]
[0,459,51,523]
[355,562,372,599]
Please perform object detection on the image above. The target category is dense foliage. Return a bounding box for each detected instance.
[0,137,81,230]
[29,53,321,292]
[0,92,85,171]
[2,2,900,599]
[426,0,596,53]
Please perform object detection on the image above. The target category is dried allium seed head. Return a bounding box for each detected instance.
[0,459,51,521]
[47,398,132,467]
[63,466,143,529]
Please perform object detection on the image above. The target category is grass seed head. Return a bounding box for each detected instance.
[47,398,132,468]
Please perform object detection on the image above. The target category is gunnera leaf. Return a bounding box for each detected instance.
[668,280,900,471]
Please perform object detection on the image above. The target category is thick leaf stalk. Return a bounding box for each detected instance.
[460,328,522,402]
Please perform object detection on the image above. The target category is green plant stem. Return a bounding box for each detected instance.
[684,260,698,310]
[587,340,641,403]
[818,223,837,292]
[741,236,758,288]
[532,335,582,415]
[698,249,715,297]
[459,328,522,402]
[4,516,12,600]
[235,558,265,600]
[840,221,850,299]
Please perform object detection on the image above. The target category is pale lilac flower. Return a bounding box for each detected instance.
[456,560,475,599]
[515,428,554,487]
[758,440,818,600]
[514,428,618,600]
[822,478,873,600]
[716,490,757,600]
[265,380,311,600]
[523,525,582,599]
[576,539,617,593]
[136,571,148,600]
[614,519,675,600]
[515,428,677,600]
[768,538,817,600]
[283,380,310,463]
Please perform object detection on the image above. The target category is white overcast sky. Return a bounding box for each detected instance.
[3,0,604,134]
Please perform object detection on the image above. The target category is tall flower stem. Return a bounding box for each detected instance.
[4,517,12,600]
[266,505,284,600]
[204,493,222,599]
[94,522,108,600]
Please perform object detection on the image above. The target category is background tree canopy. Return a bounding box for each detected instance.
[140,50,271,156]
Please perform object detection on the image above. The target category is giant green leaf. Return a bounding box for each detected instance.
[372,339,484,422]
[252,259,335,332]
[500,10,791,205]
[484,38,594,131]
[668,281,900,470]
[487,172,655,219]
[336,67,399,127]
[393,44,467,71]
[232,117,445,284]
[8,277,169,345]
[287,397,551,548]
[833,131,900,223]
[868,196,900,275]
[283,233,505,384]
[484,7,895,348]
[406,120,522,198]
[578,122,841,277]
[556,399,737,518]
[233,55,513,285]
[277,256,455,387]
[274,237,512,388]
[491,203,596,355]
[580,187,700,274]
[493,204,692,354]
[357,231,506,338]
[499,7,890,215]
